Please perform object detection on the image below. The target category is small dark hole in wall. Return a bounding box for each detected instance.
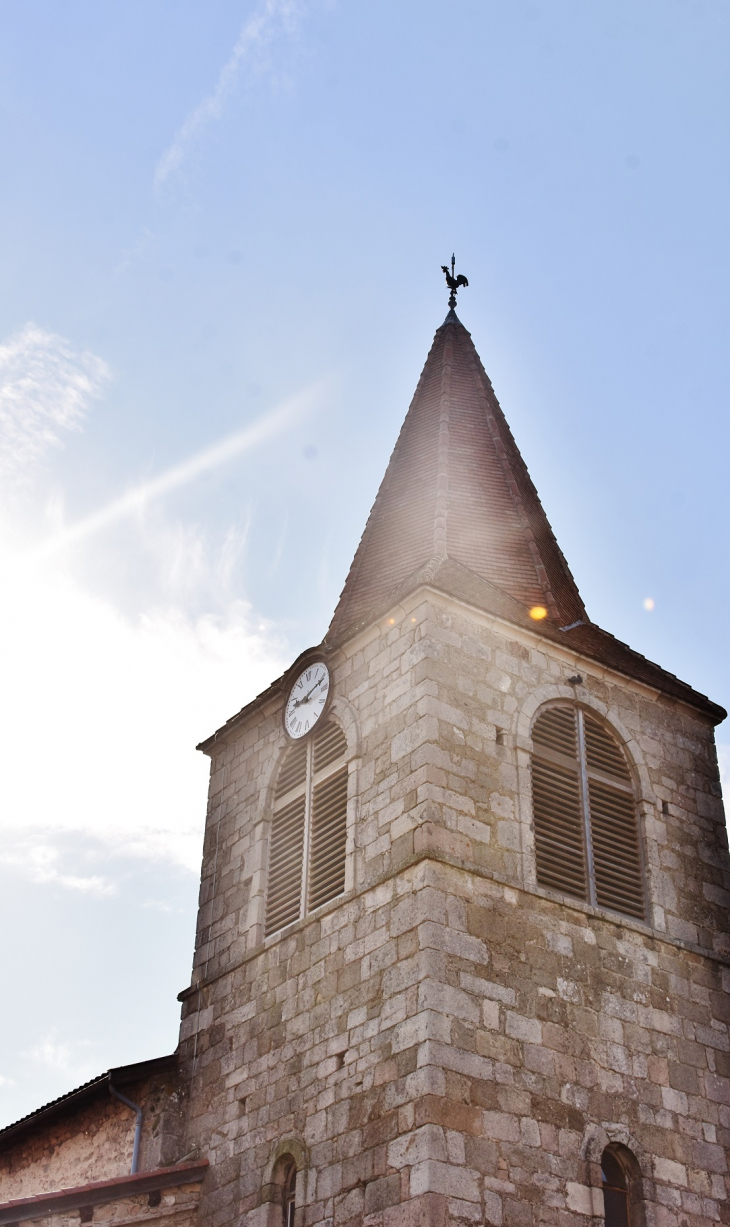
[662,801,669,816]
[79,1208,94,1223]
[335,1053,345,1070]
[148,1190,162,1208]
[495,730,505,746]
[238,1095,247,1114]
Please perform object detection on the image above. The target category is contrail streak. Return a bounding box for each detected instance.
[154,0,305,194]
[34,382,323,557]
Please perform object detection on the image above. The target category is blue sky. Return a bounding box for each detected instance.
[0,0,728,1126]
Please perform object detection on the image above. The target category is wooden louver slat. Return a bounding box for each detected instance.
[530,704,645,920]
[313,721,347,772]
[584,714,631,783]
[589,778,645,918]
[274,741,308,800]
[265,795,306,935]
[532,705,577,760]
[532,755,586,900]
[308,767,348,911]
[266,717,349,937]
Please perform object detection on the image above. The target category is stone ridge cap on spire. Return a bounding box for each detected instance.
[439,307,466,328]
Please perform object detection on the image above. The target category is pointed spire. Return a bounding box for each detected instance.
[327,311,586,645]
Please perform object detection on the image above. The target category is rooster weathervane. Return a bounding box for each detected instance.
[441,254,469,310]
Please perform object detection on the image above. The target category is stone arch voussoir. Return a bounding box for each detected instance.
[261,1135,309,1203]
[514,684,655,808]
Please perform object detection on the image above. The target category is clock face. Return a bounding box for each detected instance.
[284,661,331,739]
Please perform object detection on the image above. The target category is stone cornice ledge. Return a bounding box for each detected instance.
[178,852,730,1003]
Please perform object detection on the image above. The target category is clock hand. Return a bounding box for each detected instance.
[300,677,326,705]
[292,689,320,710]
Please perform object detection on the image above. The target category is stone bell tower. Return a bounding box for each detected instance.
[177,272,729,1227]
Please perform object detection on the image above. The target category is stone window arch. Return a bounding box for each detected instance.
[265,719,349,935]
[601,1144,644,1227]
[262,1152,301,1227]
[530,704,645,920]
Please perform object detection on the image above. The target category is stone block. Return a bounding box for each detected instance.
[365,1174,402,1214]
[654,1158,688,1187]
[565,1184,603,1215]
[388,1125,447,1169]
[409,1160,480,1202]
[505,1013,542,1044]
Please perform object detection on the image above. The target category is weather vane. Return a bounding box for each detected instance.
[441,254,469,310]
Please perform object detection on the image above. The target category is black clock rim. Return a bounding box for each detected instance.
[282,660,333,741]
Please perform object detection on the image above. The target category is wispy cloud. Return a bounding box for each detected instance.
[24,1035,74,1073]
[0,569,288,871]
[154,0,306,195]
[0,842,114,896]
[0,324,110,487]
[33,381,324,557]
[22,1032,99,1084]
[115,226,155,278]
[0,320,309,875]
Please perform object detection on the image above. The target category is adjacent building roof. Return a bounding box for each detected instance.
[0,1161,208,1224]
[0,1054,178,1151]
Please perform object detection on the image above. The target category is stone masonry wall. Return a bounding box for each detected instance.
[180,859,730,1227]
[179,587,729,1226]
[191,588,728,988]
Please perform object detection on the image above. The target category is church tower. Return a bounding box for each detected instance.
[178,274,729,1227]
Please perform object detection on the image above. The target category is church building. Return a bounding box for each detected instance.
[1,271,728,1227]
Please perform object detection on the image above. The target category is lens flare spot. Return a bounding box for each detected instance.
[529,605,548,621]
[388,618,395,625]
[643,598,655,611]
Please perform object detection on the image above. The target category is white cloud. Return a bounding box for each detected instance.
[154,0,306,194]
[0,324,110,487]
[0,320,293,881]
[0,842,114,896]
[0,555,287,874]
[22,1032,100,1088]
[24,1034,74,1073]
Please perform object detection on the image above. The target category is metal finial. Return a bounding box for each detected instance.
[441,253,469,310]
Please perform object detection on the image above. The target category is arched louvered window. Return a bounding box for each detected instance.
[265,720,349,936]
[530,706,644,919]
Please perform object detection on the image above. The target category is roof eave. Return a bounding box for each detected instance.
[0,1054,178,1151]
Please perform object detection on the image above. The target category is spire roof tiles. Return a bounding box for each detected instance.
[328,311,585,642]
[323,310,725,724]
